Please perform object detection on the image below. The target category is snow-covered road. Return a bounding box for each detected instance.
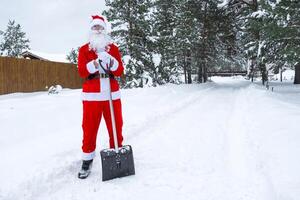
[0,77,300,200]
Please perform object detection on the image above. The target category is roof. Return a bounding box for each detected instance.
[21,50,70,63]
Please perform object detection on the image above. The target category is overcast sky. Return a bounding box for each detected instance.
[0,0,107,55]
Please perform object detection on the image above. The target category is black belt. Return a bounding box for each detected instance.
[87,73,110,80]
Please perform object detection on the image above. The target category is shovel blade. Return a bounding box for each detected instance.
[100,145,135,181]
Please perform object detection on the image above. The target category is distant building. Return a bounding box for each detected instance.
[21,50,70,63]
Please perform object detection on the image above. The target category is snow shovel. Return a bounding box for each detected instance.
[99,60,135,181]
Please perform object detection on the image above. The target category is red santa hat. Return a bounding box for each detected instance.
[90,15,106,30]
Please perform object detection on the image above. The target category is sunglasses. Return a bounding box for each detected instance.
[91,25,105,31]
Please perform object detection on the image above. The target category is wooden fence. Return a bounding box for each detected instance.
[207,71,247,77]
[0,56,83,95]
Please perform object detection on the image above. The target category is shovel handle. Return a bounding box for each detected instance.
[108,83,119,153]
[98,64,119,153]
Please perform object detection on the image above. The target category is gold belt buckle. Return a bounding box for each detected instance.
[100,73,107,78]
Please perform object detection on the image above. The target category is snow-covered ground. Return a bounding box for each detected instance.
[0,77,300,200]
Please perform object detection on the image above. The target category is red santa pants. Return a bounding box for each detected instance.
[81,99,123,158]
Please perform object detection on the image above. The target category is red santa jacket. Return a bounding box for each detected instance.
[77,43,124,101]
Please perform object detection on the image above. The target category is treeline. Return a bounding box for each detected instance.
[103,0,300,87]
[1,1,298,87]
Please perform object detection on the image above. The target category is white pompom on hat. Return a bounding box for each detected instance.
[90,15,106,30]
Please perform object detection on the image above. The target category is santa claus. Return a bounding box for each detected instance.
[77,15,124,179]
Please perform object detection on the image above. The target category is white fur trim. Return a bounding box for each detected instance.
[86,60,97,74]
[100,78,109,92]
[82,151,96,160]
[81,90,121,101]
[91,19,106,29]
[109,57,119,71]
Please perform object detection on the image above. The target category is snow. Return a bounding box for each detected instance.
[23,50,69,63]
[107,20,123,33]
[270,0,281,9]
[152,53,161,67]
[251,10,267,18]
[217,0,229,8]
[258,40,266,57]
[0,77,300,200]
[122,55,131,66]
[272,69,295,81]
[287,13,291,21]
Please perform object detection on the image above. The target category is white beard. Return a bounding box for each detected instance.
[88,31,111,52]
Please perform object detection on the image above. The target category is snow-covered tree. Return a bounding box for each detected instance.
[264,0,300,84]
[237,0,262,82]
[216,0,246,73]
[0,20,30,57]
[186,0,221,83]
[234,0,299,85]
[103,0,155,88]
[66,47,79,64]
[152,0,182,84]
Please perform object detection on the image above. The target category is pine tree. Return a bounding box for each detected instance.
[238,0,261,82]
[152,0,182,84]
[235,0,299,85]
[264,0,300,83]
[175,0,195,84]
[103,0,155,88]
[66,47,79,64]
[216,0,245,73]
[186,0,221,83]
[0,20,30,57]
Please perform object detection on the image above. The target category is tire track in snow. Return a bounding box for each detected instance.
[123,82,255,199]
[124,84,217,140]
[223,84,277,200]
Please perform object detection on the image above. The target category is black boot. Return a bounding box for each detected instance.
[78,159,93,179]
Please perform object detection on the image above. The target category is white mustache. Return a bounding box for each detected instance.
[91,30,103,35]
